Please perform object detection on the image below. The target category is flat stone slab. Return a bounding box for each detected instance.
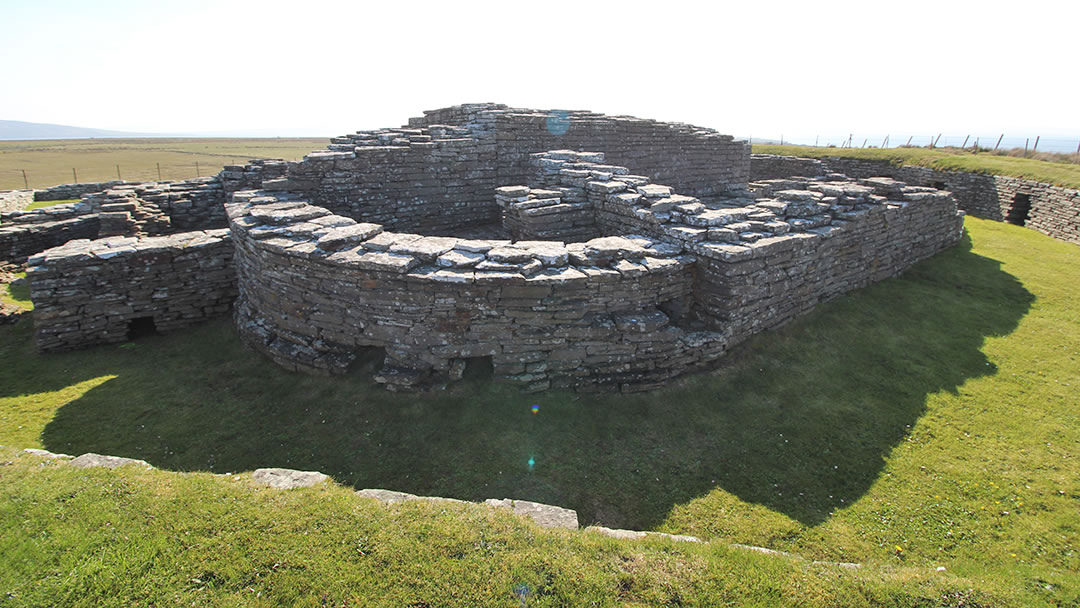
[69,453,153,469]
[356,488,419,503]
[23,448,73,459]
[356,488,468,506]
[252,468,329,489]
[316,223,383,250]
[484,498,579,529]
[586,526,701,543]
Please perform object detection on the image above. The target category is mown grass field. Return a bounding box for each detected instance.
[754,144,1080,189]
[1,216,1077,606]
[0,138,328,190]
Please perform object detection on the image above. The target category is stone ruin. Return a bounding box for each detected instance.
[4,104,965,392]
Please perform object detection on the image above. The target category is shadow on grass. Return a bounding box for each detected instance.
[1,231,1033,530]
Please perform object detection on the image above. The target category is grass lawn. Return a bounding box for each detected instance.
[0,138,328,190]
[754,144,1080,189]
[0,217,1077,606]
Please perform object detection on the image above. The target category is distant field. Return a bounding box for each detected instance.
[754,144,1080,189]
[0,138,329,190]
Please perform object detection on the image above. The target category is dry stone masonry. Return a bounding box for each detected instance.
[16,105,980,391]
[29,230,235,352]
[753,154,1080,244]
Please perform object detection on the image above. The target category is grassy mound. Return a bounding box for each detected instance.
[1,217,1077,606]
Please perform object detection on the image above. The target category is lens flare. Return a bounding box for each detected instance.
[527,456,535,470]
[530,404,539,414]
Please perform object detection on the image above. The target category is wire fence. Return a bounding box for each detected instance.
[750,133,1080,158]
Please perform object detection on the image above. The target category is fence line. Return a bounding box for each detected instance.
[750,133,1080,156]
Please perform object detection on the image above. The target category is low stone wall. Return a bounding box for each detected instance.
[0,203,100,271]
[27,229,236,352]
[34,181,127,202]
[752,154,1080,244]
[0,190,35,213]
[749,155,827,181]
[0,178,229,269]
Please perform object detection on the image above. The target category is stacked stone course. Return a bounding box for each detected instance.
[753,154,1080,244]
[224,143,962,392]
[21,105,972,392]
[33,181,127,202]
[28,229,235,352]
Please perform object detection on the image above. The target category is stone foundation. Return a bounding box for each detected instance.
[753,154,1080,244]
[27,230,235,352]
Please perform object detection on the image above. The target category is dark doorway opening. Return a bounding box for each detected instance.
[348,345,387,376]
[461,356,494,382]
[126,316,158,340]
[1006,193,1032,226]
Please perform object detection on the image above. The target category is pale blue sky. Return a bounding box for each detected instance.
[3,0,1078,145]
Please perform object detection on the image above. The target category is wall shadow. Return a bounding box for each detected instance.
[18,230,1032,531]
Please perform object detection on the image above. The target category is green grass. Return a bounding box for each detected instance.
[21,198,79,212]
[754,144,1080,189]
[1,272,31,312]
[0,138,329,190]
[0,217,1077,606]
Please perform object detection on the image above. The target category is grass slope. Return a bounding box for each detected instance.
[0,218,1077,606]
[0,138,328,190]
[754,144,1080,189]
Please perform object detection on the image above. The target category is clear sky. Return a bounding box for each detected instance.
[3,0,1078,145]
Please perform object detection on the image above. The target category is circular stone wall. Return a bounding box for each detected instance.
[226,190,729,392]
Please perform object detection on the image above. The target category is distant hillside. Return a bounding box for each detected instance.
[0,120,153,140]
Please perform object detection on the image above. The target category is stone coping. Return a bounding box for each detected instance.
[27,228,231,268]
[226,191,693,285]
[530,150,959,264]
[18,448,862,567]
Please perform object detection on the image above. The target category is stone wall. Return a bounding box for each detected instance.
[0,178,229,269]
[27,229,236,352]
[752,154,1080,244]
[0,190,35,213]
[267,104,750,238]
[749,155,827,181]
[1,203,100,271]
[225,148,962,392]
[228,189,717,393]
[409,104,751,201]
[34,181,127,202]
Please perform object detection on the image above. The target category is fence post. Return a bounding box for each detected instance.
[1033,136,1040,153]
[995,134,1004,150]
[1075,140,1079,162]
[22,169,29,189]
[72,168,78,184]
[157,162,162,181]
[196,161,200,177]
[962,135,970,149]
[116,164,121,181]
[905,136,913,146]
[1025,138,1029,156]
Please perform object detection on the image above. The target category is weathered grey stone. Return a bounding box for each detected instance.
[69,453,153,469]
[484,498,579,529]
[23,448,73,459]
[252,468,329,489]
[586,526,701,543]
